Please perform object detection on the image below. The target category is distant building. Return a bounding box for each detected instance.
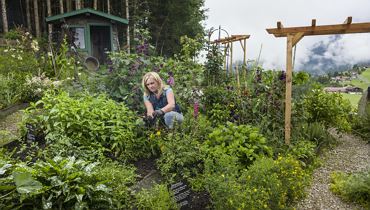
[324,86,363,94]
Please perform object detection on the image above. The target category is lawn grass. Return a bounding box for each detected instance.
[341,93,362,109]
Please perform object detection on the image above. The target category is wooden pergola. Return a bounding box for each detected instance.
[211,35,250,74]
[266,17,370,144]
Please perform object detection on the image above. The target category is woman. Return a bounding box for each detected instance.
[142,72,183,128]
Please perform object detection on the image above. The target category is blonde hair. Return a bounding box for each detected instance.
[142,72,167,96]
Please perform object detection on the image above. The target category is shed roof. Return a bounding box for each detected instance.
[46,8,128,24]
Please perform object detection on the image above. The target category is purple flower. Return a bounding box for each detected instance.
[279,71,286,81]
[167,76,175,86]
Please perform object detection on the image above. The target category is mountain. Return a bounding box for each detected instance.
[298,35,370,75]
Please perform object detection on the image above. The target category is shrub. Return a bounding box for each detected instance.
[352,104,370,142]
[22,91,149,161]
[134,184,178,210]
[0,156,119,209]
[157,131,204,181]
[205,122,272,167]
[330,170,370,208]
[239,156,310,209]
[302,88,352,131]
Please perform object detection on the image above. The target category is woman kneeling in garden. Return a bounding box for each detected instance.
[142,72,183,128]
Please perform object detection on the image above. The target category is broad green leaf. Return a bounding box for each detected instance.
[0,163,12,175]
[13,171,42,194]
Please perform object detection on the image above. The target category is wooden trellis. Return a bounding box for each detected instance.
[211,35,250,73]
[266,17,370,144]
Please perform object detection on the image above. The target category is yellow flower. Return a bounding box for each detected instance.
[156,130,161,136]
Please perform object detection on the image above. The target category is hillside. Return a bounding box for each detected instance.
[341,68,370,108]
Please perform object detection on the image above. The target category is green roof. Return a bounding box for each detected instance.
[46,8,128,24]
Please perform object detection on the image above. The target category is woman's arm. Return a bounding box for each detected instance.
[144,100,155,117]
[161,90,176,113]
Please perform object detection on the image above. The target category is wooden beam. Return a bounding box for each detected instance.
[267,22,370,37]
[277,21,283,29]
[285,34,294,144]
[292,32,304,46]
[311,19,316,27]
[344,16,352,24]
[211,34,250,44]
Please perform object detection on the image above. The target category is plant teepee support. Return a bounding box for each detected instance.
[211,35,250,73]
[266,17,370,144]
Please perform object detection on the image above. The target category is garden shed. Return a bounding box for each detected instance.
[46,8,128,64]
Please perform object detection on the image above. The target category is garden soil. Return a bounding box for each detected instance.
[295,129,370,210]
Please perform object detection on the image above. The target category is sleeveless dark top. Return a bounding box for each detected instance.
[144,88,181,113]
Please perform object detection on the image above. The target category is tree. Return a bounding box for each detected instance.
[1,0,8,33]
[147,0,206,56]
[33,0,40,37]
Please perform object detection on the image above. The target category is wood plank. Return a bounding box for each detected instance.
[266,22,370,37]
[285,35,293,144]
[311,19,316,27]
[210,35,250,44]
[344,16,352,24]
[277,21,283,29]
[292,32,304,46]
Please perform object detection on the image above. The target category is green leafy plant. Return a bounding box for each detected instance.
[0,156,119,209]
[205,122,272,167]
[22,91,149,161]
[302,88,353,131]
[134,184,178,210]
[330,169,370,208]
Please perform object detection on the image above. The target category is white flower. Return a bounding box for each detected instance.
[78,73,82,76]
[11,54,15,58]
[3,49,8,53]
[17,56,23,60]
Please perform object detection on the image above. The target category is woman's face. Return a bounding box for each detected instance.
[145,77,159,93]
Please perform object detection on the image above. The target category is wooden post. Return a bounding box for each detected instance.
[59,0,64,13]
[285,34,293,144]
[236,64,240,89]
[1,0,8,33]
[230,42,233,76]
[34,0,40,38]
[47,0,52,35]
[224,43,228,72]
[243,38,247,67]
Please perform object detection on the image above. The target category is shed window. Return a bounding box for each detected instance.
[71,27,86,49]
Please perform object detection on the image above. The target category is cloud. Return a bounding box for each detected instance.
[204,0,370,72]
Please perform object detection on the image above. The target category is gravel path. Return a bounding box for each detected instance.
[296,130,370,210]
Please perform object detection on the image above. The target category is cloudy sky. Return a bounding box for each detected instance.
[203,0,370,72]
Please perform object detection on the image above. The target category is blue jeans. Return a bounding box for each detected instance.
[164,111,184,129]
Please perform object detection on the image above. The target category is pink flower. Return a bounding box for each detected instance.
[194,101,199,118]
